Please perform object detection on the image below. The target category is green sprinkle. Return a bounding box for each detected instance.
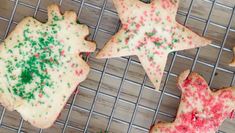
[147,53,154,61]
[0,88,4,93]
[76,20,81,24]
[118,38,122,43]
[156,11,160,16]
[5,20,64,101]
[8,49,13,53]
[146,32,155,37]
[154,42,162,47]
[98,130,109,133]
[67,83,71,88]
[20,69,33,84]
[172,38,179,43]
[53,15,59,21]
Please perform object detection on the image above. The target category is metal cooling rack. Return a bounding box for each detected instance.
[0,0,234,133]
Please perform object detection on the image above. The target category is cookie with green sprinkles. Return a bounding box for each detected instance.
[150,70,235,133]
[0,4,95,128]
[96,0,211,90]
[229,47,235,67]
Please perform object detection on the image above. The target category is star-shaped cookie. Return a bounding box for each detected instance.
[150,70,235,133]
[0,4,95,128]
[96,0,211,90]
[229,47,235,67]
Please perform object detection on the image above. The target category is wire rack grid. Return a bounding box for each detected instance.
[0,0,234,133]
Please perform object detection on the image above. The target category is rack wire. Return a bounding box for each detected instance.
[0,0,234,133]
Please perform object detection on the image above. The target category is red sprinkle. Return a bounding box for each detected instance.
[230,110,235,119]
[38,93,43,98]
[34,53,39,58]
[60,50,65,56]
[75,69,83,76]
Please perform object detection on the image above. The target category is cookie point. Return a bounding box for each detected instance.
[149,124,157,133]
[178,69,190,83]
[95,52,103,59]
[47,4,60,11]
[90,42,97,52]
[229,63,235,67]
[204,37,212,45]
[64,11,77,21]
[229,47,235,67]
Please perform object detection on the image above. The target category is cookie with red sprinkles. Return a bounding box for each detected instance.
[150,70,235,133]
[229,47,235,67]
[0,4,95,128]
[96,0,211,90]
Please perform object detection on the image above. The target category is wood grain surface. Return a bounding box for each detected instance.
[0,0,234,133]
